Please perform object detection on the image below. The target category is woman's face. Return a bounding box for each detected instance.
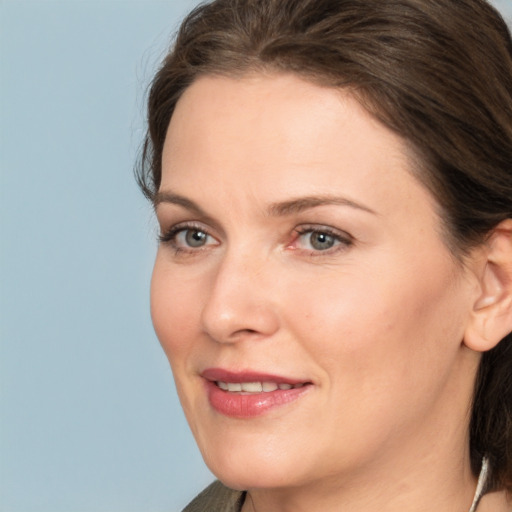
[151,74,481,491]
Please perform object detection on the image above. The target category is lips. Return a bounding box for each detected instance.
[201,368,312,418]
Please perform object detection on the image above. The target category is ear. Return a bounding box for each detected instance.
[464,219,512,352]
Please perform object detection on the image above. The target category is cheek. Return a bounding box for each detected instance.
[282,267,397,359]
[150,256,211,428]
[275,257,470,466]
[150,255,203,367]
[283,254,468,398]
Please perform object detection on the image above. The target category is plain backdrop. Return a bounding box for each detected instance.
[1,1,511,511]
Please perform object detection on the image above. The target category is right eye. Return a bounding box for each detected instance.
[159,225,219,252]
[177,228,210,248]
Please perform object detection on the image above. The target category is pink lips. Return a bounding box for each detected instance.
[201,368,311,418]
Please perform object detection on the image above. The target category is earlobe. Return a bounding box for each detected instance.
[464,219,512,352]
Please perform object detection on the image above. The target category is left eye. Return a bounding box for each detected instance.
[304,231,338,251]
[294,228,351,252]
[299,231,339,251]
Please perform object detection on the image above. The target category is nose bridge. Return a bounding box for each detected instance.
[200,244,279,343]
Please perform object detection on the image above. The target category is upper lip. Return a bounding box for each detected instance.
[201,368,309,385]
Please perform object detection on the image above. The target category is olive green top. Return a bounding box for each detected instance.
[182,481,245,512]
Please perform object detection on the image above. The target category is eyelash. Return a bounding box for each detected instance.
[158,223,354,256]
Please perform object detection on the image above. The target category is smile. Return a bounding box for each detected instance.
[202,369,312,418]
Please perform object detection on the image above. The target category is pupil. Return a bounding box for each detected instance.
[186,230,207,247]
[311,232,334,250]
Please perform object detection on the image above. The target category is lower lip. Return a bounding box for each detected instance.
[205,381,311,418]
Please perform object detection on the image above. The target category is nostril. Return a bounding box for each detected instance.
[236,328,258,335]
[222,328,265,343]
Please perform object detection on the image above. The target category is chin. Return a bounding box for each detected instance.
[199,442,303,491]
[211,466,294,492]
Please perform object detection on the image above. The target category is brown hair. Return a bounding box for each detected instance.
[137,0,512,493]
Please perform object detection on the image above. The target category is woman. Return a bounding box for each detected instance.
[137,0,512,510]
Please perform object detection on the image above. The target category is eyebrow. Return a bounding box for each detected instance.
[154,192,207,216]
[154,191,377,217]
[267,195,377,216]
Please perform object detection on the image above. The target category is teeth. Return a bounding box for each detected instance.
[216,381,304,392]
[262,382,278,392]
[241,382,263,392]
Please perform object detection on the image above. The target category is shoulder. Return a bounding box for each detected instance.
[182,481,245,512]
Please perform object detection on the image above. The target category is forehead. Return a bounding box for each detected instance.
[164,72,408,161]
[161,73,436,221]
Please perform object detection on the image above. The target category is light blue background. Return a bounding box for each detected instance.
[1,1,511,511]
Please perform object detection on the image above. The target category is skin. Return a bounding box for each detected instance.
[151,73,509,512]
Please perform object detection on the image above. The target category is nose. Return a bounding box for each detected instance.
[200,249,280,344]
